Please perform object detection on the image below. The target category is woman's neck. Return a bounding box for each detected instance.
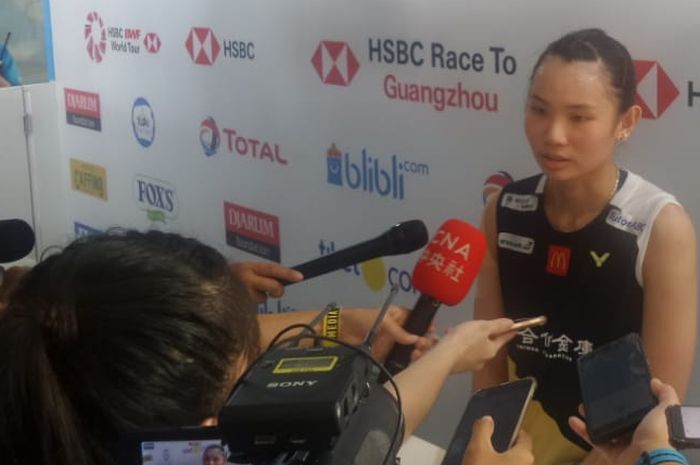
[544,164,619,232]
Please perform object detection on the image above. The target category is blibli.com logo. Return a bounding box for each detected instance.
[319,239,417,295]
[326,143,429,200]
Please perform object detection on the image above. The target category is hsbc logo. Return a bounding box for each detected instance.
[84,11,160,62]
[634,60,679,120]
[144,32,161,54]
[185,27,255,65]
[312,41,360,86]
[186,27,220,65]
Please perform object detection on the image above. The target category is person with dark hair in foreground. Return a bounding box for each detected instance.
[0,230,532,465]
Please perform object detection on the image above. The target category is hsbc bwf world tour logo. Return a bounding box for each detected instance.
[84,11,161,62]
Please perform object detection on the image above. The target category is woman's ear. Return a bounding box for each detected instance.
[616,104,642,141]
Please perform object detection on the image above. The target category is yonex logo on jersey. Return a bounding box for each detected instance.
[497,232,534,255]
[590,251,610,268]
[606,209,646,235]
[500,193,538,212]
[546,245,571,276]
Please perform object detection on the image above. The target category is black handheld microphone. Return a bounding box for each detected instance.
[0,219,35,263]
[283,220,428,286]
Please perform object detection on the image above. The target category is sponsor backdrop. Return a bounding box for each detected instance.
[45,0,700,448]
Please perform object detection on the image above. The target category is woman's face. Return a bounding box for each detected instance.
[524,55,625,182]
[202,449,226,465]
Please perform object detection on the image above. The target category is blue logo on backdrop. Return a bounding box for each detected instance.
[74,222,102,238]
[325,143,430,200]
[132,97,156,148]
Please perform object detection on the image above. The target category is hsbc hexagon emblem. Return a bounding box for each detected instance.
[311,41,360,86]
[185,27,220,65]
[84,11,107,63]
[634,60,679,120]
[144,33,161,54]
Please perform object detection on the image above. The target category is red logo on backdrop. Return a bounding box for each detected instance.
[224,201,281,262]
[84,11,107,63]
[311,41,360,86]
[546,245,571,276]
[185,27,220,65]
[634,60,679,120]
[144,32,161,54]
[65,88,101,131]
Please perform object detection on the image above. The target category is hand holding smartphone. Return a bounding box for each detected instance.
[577,333,657,444]
[440,378,536,465]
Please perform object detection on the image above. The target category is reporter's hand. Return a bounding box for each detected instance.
[340,306,437,361]
[438,319,516,374]
[569,378,679,465]
[463,416,534,465]
[230,262,303,304]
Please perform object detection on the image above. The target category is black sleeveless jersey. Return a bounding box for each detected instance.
[496,170,678,465]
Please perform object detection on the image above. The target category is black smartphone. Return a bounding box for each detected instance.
[667,405,700,449]
[577,333,657,444]
[117,426,233,465]
[440,377,536,465]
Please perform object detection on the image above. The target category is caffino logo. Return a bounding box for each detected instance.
[134,175,179,224]
[185,27,255,65]
[325,143,429,200]
[132,97,155,148]
[200,117,221,156]
[84,11,161,62]
[312,41,360,86]
[634,60,679,120]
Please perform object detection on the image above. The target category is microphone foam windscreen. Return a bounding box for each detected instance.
[412,219,487,306]
[0,219,36,263]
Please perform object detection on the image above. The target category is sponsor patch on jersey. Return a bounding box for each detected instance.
[605,208,646,235]
[500,193,538,212]
[498,232,535,254]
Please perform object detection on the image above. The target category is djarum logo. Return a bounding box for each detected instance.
[311,41,360,86]
[634,60,679,120]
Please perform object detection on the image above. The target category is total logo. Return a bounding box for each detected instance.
[325,143,429,201]
[134,174,179,225]
[318,239,417,295]
[84,11,161,63]
[198,116,288,165]
[132,97,156,148]
[185,27,255,66]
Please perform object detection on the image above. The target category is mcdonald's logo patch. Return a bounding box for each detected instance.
[546,245,571,277]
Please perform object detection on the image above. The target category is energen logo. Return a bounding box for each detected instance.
[634,60,679,120]
[312,41,359,86]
